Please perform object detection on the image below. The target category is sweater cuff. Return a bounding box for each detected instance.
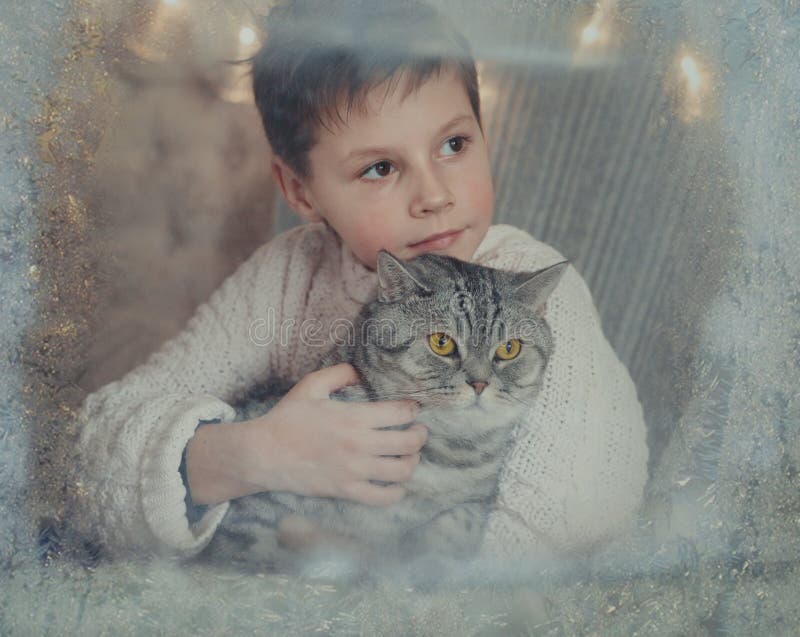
[140,396,236,559]
[178,418,221,525]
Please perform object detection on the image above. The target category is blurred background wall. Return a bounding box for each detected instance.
[1,4,798,626]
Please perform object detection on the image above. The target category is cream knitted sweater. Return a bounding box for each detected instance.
[68,221,649,561]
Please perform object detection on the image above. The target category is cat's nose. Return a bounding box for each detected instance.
[468,380,488,395]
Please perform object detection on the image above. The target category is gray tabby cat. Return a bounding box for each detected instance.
[201,249,568,578]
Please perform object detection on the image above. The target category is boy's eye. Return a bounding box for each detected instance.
[361,160,395,181]
[359,136,471,181]
[440,135,470,156]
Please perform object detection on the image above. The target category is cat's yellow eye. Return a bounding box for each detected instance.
[429,332,456,356]
[495,339,522,360]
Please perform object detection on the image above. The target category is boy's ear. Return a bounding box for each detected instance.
[271,158,323,223]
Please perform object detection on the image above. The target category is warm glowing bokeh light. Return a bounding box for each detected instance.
[681,55,701,93]
[581,24,601,46]
[574,1,616,63]
[476,61,499,123]
[672,50,714,122]
[239,26,256,47]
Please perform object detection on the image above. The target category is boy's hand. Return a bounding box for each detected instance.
[250,363,427,506]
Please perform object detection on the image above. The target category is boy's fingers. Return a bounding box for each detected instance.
[367,425,428,455]
[367,455,420,483]
[354,400,419,429]
[302,363,360,398]
[346,482,406,507]
[298,364,418,423]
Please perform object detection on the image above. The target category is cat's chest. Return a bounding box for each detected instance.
[406,433,511,503]
[407,461,502,504]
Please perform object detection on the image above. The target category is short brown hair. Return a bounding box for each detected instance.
[250,0,482,181]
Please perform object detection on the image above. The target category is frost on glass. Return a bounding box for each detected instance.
[1,0,797,634]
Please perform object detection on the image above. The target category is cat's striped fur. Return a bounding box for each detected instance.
[201,250,567,574]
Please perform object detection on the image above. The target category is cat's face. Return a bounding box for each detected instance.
[351,251,568,422]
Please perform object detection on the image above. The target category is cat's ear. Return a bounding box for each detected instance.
[509,260,569,316]
[376,250,432,302]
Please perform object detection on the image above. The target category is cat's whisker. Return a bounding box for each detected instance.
[372,388,452,401]
[499,391,535,410]
[371,392,428,401]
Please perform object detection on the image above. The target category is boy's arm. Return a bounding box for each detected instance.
[66,225,317,560]
[477,227,649,559]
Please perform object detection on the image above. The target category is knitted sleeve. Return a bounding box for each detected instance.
[477,226,649,560]
[66,224,316,560]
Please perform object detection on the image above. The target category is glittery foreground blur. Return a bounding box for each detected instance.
[1,0,799,634]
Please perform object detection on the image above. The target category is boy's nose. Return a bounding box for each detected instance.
[410,170,455,217]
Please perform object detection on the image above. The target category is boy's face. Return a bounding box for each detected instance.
[273,68,494,270]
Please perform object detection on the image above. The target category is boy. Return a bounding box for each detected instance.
[67,0,648,562]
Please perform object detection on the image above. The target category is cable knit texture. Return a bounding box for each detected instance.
[68,222,648,561]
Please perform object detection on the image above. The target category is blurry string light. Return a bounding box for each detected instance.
[129,1,715,123]
[572,0,619,68]
[476,61,499,125]
[220,24,263,103]
[581,23,602,47]
[579,0,615,49]
[124,1,268,103]
[671,49,714,123]
[570,2,715,124]
[127,0,189,62]
[681,55,702,94]
[239,26,256,47]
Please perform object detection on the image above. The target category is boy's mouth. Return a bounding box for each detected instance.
[408,228,464,251]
